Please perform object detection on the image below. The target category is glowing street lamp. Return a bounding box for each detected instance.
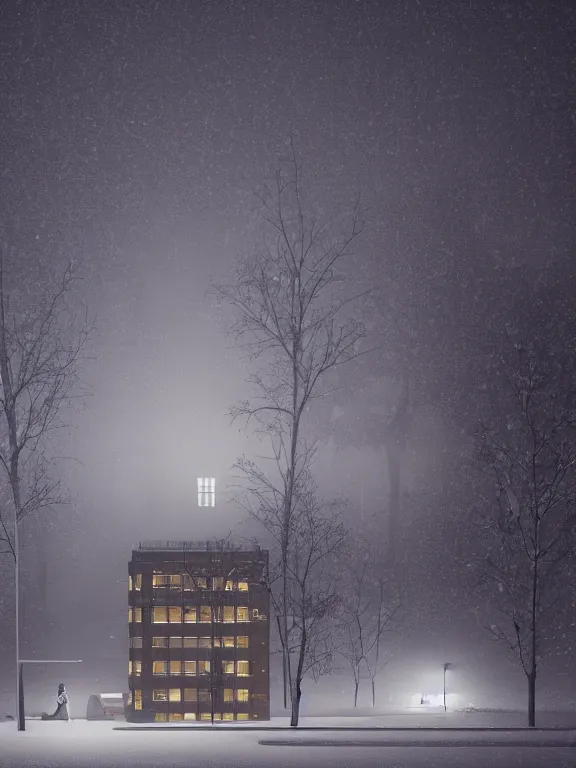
[443,662,452,712]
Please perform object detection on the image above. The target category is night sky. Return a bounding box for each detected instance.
[1,0,573,710]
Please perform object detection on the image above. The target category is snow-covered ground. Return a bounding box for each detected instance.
[0,719,575,768]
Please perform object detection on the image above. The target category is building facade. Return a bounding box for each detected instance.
[127,540,270,722]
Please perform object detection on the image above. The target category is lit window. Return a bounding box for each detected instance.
[128,660,132,675]
[131,637,143,649]
[155,712,168,722]
[183,661,196,676]
[134,607,142,622]
[222,660,234,675]
[238,581,248,592]
[223,636,235,647]
[236,713,248,720]
[134,574,142,591]
[152,573,168,588]
[237,636,248,648]
[169,661,182,675]
[169,575,182,589]
[169,689,181,702]
[223,712,234,720]
[153,607,168,623]
[153,689,168,702]
[128,608,133,623]
[200,712,212,720]
[237,661,250,677]
[133,661,142,676]
[197,477,215,507]
[169,637,183,648]
[183,637,198,648]
[168,606,182,623]
[198,689,211,702]
[169,713,183,721]
[236,689,249,702]
[237,607,249,622]
[223,688,234,702]
[183,575,207,590]
[183,607,197,623]
[152,636,168,647]
[200,606,211,623]
[128,575,133,591]
[134,689,142,710]
[198,637,211,648]
[225,580,234,591]
[212,577,224,590]
[153,661,168,676]
[212,713,222,721]
[198,660,210,675]
[183,712,196,720]
[184,688,197,702]
[223,606,235,623]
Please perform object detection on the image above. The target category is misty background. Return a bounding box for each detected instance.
[1,0,573,714]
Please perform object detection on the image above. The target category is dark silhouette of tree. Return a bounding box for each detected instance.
[215,141,366,724]
[473,344,576,727]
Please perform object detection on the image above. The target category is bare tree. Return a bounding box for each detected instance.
[0,247,90,728]
[337,531,399,707]
[473,345,576,727]
[238,466,346,725]
[214,142,366,721]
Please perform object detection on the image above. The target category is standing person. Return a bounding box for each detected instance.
[41,684,70,721]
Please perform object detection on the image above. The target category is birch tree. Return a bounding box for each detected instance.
[473,345,576,727]
[216,142,366,724]
[0,246,89,728]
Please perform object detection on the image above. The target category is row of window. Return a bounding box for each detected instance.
[150,686,255,702]
[153,575,249,591]
[131,689,258,713]
[128,606,252,623]
[129,574,250,592]
[128,660,251,676]
[130,636,249,649]
[154,712,250,721]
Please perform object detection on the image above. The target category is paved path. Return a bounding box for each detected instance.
[1,721,575,768]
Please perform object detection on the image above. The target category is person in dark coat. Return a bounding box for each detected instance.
[41,684,70,721]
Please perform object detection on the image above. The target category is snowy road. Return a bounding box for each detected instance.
[1,721,575,768]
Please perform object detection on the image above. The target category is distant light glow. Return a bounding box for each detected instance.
[412,693,445,707]
[197,477,215,507]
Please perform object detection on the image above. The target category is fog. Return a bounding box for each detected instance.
[1,0,573,719]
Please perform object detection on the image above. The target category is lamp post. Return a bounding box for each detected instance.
[443,663,452,712]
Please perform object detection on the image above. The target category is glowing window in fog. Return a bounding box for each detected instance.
[197,477,215,506]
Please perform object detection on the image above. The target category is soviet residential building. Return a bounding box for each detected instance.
[127,540,270,722]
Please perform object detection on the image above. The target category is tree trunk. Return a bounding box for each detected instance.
[275,613,288,708]
[371,677,376,707]
[0,258,23,729]
[354,679,359,708]
[291,619,307,727]
[290,680,302,727]
[527,671,536,727]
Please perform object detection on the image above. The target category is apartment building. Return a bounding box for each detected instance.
[127,540,269,722]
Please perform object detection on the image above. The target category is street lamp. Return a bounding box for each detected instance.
[443,663,452,712]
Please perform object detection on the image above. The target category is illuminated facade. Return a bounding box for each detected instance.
[127,541,270,722]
